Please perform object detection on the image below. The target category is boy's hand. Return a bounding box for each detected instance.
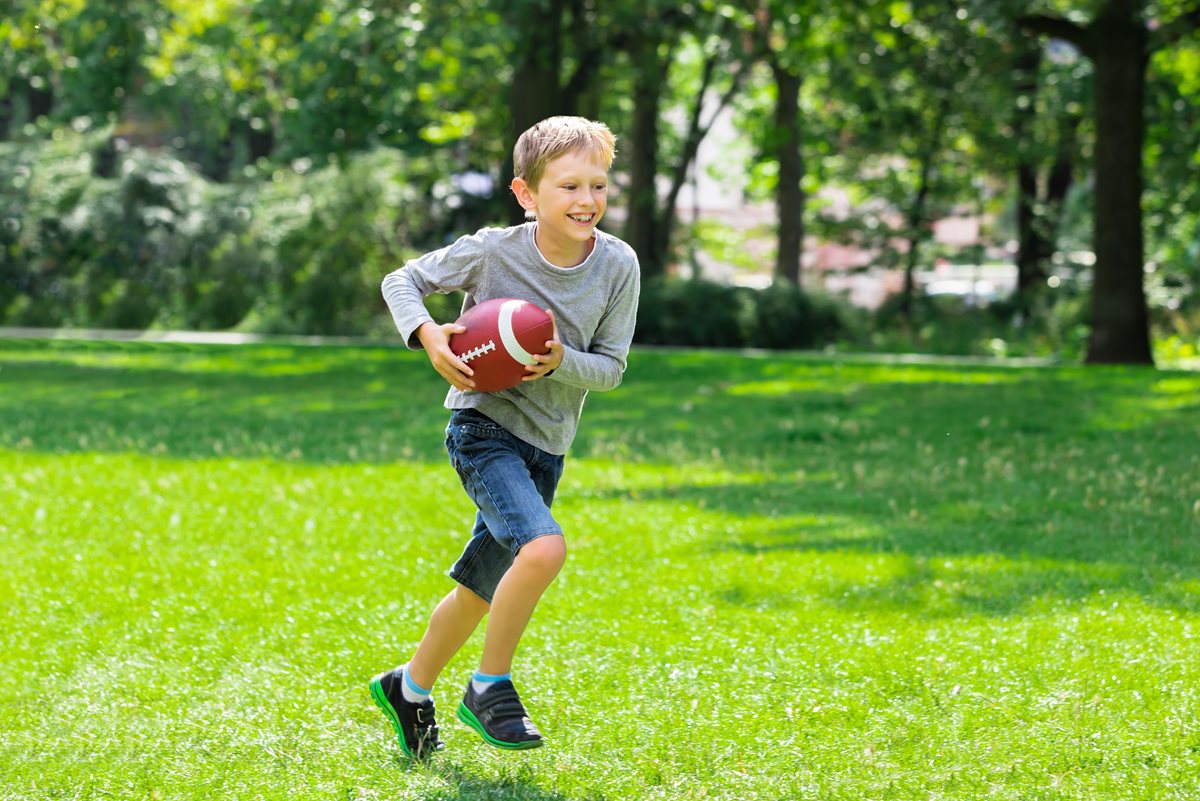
[523,310,563,382]
[417,321,476,391]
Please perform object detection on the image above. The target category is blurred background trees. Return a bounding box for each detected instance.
[1,0,1197,364]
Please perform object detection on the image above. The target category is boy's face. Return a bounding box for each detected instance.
[514,149,609,252]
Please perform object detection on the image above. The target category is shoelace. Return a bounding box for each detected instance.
[413,702,444,750]
[415,723,442,750]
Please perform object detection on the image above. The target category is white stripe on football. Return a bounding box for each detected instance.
[499,300,538,365]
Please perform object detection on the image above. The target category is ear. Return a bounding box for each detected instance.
[511,177,537,213]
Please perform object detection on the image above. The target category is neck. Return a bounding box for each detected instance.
[534,225,594,268]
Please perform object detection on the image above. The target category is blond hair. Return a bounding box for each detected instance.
[513,116,616,191]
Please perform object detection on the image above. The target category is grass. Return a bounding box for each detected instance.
[1,337,1198,800]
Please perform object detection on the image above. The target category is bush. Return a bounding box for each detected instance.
[743,280,847,350]
[635,278,749,348]
[635,277,850,351]
[855,289,1091,359]
[0,131,454,336]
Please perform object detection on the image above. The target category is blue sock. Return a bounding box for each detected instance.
[401,665,432,704]
[471,670,511,695]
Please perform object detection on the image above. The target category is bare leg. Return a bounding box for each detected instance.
[478,534,566,675]
[406,584,491,689]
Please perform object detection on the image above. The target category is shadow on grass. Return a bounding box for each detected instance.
[2,339,1197,468]
[590,470,1200,616]
[0,340,453,463]
[397,760,597,801]
[3,339,1197,619]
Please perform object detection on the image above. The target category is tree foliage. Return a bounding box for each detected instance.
[1,0,1197,363]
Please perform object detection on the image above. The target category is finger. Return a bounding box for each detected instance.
[439,349,474,377]
[438,362,475,389]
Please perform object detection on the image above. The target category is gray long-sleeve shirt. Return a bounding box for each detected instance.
[381,222,640,455]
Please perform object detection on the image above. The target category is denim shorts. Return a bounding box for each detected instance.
[444,408,565,603]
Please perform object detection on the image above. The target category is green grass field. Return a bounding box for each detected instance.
[1,338,1198,801]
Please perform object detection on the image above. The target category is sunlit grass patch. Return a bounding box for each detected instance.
[1,339,1198,800]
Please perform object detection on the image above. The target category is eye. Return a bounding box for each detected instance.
[593,184,607,192]
[562,183,577,191]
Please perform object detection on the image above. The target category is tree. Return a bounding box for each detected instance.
[825,0,1008,320]
[1010,31,1084,314]
[498,0,608,224]
[1020,0,1200,364]
[0,0,156,135]
[747,0,827,286]
[620,2,756,279]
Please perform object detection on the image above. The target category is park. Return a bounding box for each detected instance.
[2,2,1199,800]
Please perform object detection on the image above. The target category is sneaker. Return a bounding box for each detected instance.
[369,666,444,760]
[457,678,543,750]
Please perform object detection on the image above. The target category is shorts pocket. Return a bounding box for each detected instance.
[452,409,507,440]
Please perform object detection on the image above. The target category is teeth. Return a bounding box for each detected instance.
[569,214,593,222]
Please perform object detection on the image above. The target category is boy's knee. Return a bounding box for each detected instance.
[518,534,566,574]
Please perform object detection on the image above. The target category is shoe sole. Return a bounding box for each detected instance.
[457,703,543,750]
[369,676,416,759]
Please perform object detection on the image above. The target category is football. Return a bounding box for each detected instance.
[449,298,554,392]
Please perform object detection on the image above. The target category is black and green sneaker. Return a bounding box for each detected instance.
[369,666,444,760]
[457,679,543,750]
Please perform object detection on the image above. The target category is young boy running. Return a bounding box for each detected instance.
[372,116,639,758]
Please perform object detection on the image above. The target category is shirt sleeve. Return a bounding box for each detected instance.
[550,253,641,392]
[380,232,486,349]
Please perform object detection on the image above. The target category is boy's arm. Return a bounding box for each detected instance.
[381,232,487,349]
[533,262,640,392]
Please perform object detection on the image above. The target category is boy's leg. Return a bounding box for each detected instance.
[370,584,489,760]
[456,533,564,750]
[443,409,566,749]
[408,584,491,688]
[478,534,566,675]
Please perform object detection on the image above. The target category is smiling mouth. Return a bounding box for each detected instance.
[568,213,595,223]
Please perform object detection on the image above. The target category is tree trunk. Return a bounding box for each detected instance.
[27,82,54,121]
[1015,114,1077,310]
[771,61,804,285]
[248,125,275,163]
[900,153,933,320]
[504,0,566,225]
[1018,0,1154,365]
[562,0,604,119]
[0,92,12,140]
[899,95,948,320]
[1040,111,1079,260]
[657,55,716,274]
[1086,1,1152,364]
[1015,161,1042,306]
[1013,36,1043,310]
[624,32,668,278]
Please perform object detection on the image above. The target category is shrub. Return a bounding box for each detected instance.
[742,280,847,350]
[0,132,451,336]
[635,277,850,351]
[635,278,749,348]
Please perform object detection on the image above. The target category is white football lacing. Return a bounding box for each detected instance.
[460,340,496,362]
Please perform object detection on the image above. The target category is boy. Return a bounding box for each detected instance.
[372,116,639,758]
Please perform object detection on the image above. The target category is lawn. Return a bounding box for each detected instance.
[1,338,1198,801]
